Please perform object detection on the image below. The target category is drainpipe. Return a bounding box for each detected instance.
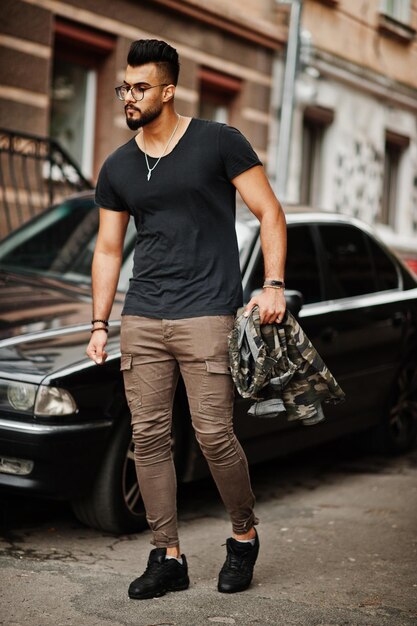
[275,0,303,202]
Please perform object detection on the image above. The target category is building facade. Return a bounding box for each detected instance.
[0,0,289,236]
[284,0,417,253]
[1,0,285,179]
[1,0,417,254]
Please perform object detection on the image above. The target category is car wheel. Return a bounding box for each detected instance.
[369,363,417,454]
[71,401,186,534]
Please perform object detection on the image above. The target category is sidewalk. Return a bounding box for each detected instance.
[1,443,416,626]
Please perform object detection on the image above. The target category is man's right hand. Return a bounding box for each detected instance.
[86,330,108,365]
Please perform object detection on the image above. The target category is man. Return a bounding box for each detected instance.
[87,39,286,600]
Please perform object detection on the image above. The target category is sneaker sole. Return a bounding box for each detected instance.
[128,578,190,600]
[217,579,253,594]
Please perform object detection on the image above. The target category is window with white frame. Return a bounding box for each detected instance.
[380,130,409,227]
[380,0,411,24]
[300,105,334,207]
[50,61,97,178]
[50,19,115,179]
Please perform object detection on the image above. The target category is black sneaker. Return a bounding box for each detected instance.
[128,548,190,600]
[218,530,260,593]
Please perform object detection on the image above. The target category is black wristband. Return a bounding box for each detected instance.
[263,279,285,288]
[91,327,108,334]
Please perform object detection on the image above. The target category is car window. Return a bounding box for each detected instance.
[236,219,258,271]
[248,225,322,304]
[319,224,377,298]
[368,237,398,291]
[285,225,322,303]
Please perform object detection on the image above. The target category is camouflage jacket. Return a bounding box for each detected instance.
[228,306,345,425]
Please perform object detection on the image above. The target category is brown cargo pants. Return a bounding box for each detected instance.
[120,314,258,548]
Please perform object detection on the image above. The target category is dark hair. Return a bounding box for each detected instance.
[127,39,180,85]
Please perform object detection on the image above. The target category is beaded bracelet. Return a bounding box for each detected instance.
[91,319,109,326]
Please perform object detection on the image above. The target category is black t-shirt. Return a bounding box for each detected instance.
[95,118,261,319]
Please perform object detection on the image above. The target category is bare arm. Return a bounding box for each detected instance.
[232,165,287,324]
[86,208,130,364]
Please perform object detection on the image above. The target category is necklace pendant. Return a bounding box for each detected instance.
[143,114,180,183]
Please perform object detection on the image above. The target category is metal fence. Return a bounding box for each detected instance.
[0,128,93,239]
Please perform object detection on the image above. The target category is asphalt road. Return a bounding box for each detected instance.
[1,438,416,626]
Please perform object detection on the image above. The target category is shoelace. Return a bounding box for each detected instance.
[226,553,243,570]
[144,560,164,576]
[226,548,254,572]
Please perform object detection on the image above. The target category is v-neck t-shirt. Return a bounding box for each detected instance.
[95,118,262,319]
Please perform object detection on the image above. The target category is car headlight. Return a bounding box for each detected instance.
[0,381,78,416]
[7,382,37,412]
[34,385,78,417]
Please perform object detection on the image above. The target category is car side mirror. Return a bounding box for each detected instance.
[284,290,304,317]
[249,288,304,317]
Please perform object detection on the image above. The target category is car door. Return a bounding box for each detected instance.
[236,222,324,441]
[305,222,407,428]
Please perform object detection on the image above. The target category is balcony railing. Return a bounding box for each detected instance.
[0,128,93,239]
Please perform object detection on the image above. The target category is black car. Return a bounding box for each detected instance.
[0,192,416,533]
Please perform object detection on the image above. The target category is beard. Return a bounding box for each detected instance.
[125,103,163,130]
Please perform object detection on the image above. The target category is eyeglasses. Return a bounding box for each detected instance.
[115,83,168,102]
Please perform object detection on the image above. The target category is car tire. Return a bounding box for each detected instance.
[367,362,417,454]
[71,400,187,534]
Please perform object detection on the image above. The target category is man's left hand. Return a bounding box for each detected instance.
[244,288,286,325]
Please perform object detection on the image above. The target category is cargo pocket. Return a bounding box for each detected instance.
[120,353,142,410]
[199,359,234,418]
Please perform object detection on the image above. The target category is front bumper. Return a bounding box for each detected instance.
[0,417,114,499]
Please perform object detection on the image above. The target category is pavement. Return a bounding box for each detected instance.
[0,439,416,626]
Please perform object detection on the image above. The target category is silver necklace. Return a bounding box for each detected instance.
[142,115,181,181]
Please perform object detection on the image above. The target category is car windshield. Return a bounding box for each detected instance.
[0,196,136,285]
[0,196,257,286]
[0,196,98,282]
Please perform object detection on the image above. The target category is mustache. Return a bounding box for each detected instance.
[125,104,140,113]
